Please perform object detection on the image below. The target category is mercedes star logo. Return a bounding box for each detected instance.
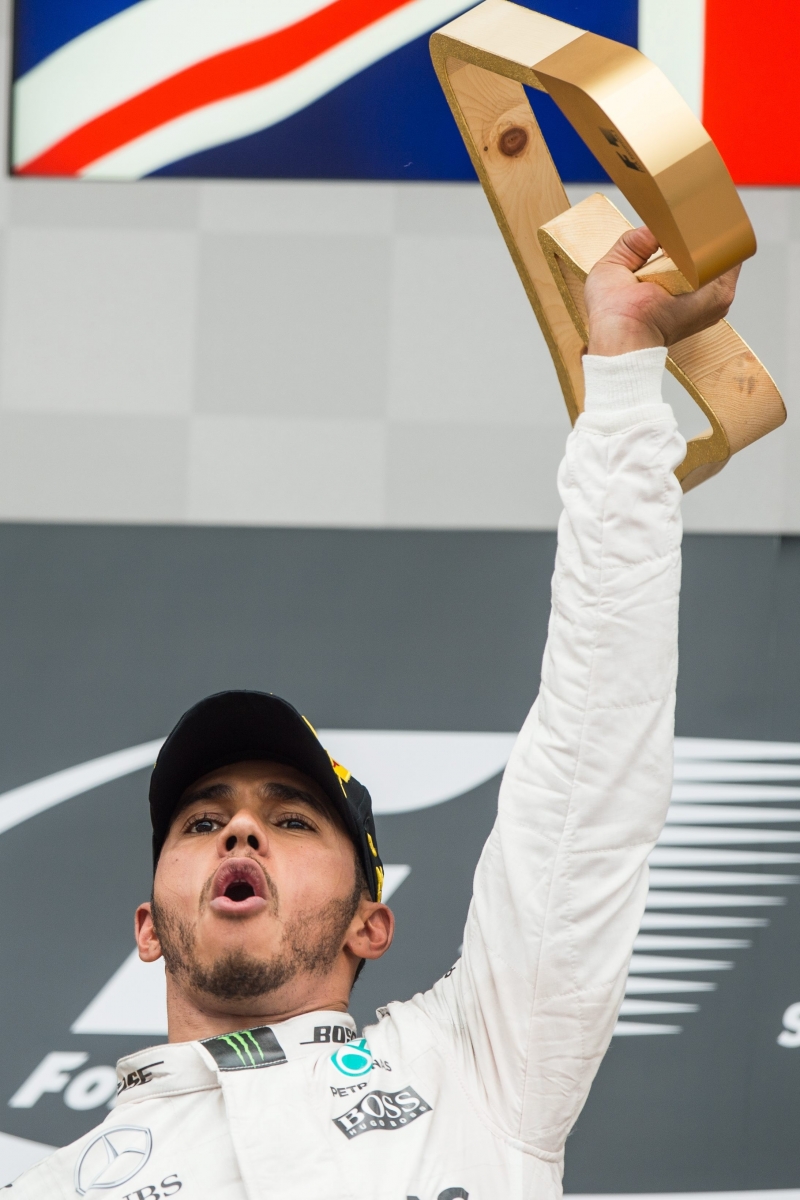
[73,1124,152,1195]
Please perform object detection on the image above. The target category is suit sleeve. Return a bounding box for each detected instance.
[410,347,685,1155]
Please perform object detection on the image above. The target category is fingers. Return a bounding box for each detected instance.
[711,264,740,313]
[661,263,741,343]
[599,226,660,273]
[586,223,743,349]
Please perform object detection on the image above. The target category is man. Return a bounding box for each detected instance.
[8,228,737,1199]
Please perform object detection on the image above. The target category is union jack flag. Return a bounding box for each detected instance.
[10,0,799,182]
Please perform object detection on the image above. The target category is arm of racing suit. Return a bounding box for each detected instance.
[412,345,685,1155]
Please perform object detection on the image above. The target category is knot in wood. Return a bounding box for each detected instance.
[498,125,528,157]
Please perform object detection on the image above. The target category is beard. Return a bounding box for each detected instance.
[151,873,363,1003]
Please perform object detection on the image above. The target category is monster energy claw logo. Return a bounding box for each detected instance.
[201,1025,287,1071]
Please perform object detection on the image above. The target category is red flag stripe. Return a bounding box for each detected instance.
[16,0,415,176]
[703,0,800,186]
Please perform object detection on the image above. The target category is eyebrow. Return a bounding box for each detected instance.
[259,781,333,821]
[176,779,333,822]
[178,781,235,810]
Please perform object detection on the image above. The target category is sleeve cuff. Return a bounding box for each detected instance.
[582,346,668,412]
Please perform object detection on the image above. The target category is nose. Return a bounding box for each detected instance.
[225,832,259,851]
[217,809,265,857]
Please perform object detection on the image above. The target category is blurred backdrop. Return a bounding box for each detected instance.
[1,0,800,1191]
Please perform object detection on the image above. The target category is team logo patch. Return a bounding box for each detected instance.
[201,1026,286,1071]
[330,1037,373,1077]
[74,1125,152,1195]
[116,1060,164,1097]
[333,1087,432,1139]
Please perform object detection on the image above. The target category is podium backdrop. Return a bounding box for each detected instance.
[1,524,800,1189]
[3,0,800,1190]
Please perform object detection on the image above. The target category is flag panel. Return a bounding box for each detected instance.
[14,0,800,183]
[10,0,637,182]
[703,0,800,186]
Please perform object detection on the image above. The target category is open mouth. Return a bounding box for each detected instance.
[209,857,269,916]
[225,880,255,902]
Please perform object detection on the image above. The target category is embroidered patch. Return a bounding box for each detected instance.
[330,1037,373,1076]
[201,1025,286,1071]
[333,1086,432,1139]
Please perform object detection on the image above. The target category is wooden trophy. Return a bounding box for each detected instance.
[430,0,785,490]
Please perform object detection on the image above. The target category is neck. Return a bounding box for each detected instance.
[164,972,351,1043]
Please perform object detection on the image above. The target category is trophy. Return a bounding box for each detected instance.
[430,0,785,491]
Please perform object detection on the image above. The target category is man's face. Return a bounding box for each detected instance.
[145,760,368,1008]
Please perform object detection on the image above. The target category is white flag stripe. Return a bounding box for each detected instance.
[15,0,473,176]
[624,977,717,994]
[639,913,767,929]
[634,935,750,950]
[80,0,473,180]
[16,0,468,168]
[619,999,699,1015]
[628,955,733,972]
[637,0,705,117]
[646,892,784,908]
[15,0,334,166]
[650,849,800,866]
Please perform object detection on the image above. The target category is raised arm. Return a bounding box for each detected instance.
[412,230,738,1153]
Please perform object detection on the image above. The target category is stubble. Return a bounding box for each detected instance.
[151,871,362,1002]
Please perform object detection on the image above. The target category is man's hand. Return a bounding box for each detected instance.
[584,226,739,357]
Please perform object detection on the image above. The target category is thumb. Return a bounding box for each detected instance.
[599,226,660,274]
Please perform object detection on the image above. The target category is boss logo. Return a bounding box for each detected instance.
[333,1087,431,1139]
[301,1024,357,1045]
[121,1178,182,1200]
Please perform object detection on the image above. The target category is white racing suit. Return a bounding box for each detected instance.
[9,347,684,1200]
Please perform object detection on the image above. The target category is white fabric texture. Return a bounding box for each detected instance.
[10,353,686,1200]
[583,346,668,411]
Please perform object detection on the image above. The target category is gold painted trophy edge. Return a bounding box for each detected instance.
[429,0,786,492]
[538,194,732,490]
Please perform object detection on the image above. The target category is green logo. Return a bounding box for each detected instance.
[202,1025,286,1071]
[331,1037,373,1077]
[218,1030,264,1067]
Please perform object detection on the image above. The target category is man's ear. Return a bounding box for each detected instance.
[135,902,164,964]
[346,902,394,962]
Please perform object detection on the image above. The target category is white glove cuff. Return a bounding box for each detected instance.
[582,346,668,412]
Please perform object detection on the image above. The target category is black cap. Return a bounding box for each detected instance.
[149,690,384,902]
